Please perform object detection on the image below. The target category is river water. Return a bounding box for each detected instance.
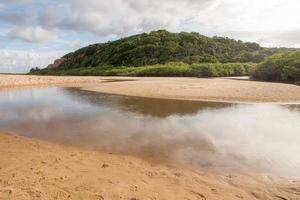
[0,87,300,178]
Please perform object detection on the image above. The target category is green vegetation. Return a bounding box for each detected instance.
[31,62,255,77]
[252,50,300,83]
[29,67,41,73]
[45,30,278,70]
[30,30,299,81]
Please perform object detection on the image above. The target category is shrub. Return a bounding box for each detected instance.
[252,50,300,83]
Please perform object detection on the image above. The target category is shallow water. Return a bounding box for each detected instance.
[0,87,300,178]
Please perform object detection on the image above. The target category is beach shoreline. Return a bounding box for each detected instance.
[1,74,300,103]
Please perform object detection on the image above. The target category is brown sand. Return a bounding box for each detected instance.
[1,74,300,103]
[1,75,300,199]
[83,77,300,103]
[0,74,103,89]
[1,133,299,200]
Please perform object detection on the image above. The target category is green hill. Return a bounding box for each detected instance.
[47,30,275,68]
[30,30,297,79]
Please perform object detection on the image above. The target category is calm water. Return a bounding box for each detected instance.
[0,87,300,178]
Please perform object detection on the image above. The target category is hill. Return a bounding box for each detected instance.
[30,30,298,79]
[46,30,276,69]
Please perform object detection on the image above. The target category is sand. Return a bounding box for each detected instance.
[1,74,300,103]
[83,77,300,103]
[1,74,300,199]
[0,74,103,89]
[1,133,299,200]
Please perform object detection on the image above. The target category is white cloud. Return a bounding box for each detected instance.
[187,0,300,46]
[9,26,57,43]
[35,0,300,47]
[67,39,81,48]
[0,50,66,73]
[42,0,212,36]
[2,0,300,46]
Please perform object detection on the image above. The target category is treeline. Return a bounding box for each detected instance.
[252,50,300,84]
[31,62,255,77]
[48,30,278,70]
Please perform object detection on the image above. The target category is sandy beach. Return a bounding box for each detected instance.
[0,74,104,89]
[1,74,300,103]
[83,77,300,103]
[1,74,300,199]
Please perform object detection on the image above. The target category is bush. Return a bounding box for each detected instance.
[29,67,41,73]
[252,50,300,83]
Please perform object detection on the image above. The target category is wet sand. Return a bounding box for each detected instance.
[1,74,300,103]
[1,133,299,200]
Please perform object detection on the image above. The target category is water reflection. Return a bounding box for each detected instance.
[0,87,300,178]
[63,88,233,118]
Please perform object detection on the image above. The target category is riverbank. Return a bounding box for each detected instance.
[1,75,300,199]
[1,133,299,200]
[1,74,300,103]
[83,76,300,103]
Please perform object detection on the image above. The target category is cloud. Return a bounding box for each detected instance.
[9,26,57,43]
[0,49,66,73]
[67,39,81,48]
[40,0,213,36]
[212,30,300,48]
[36,0,300,47]
[0,0,300,73]
[2,0,300,46]
[0,0,34,4]
[0,11,35,25]
[276,30,300,45]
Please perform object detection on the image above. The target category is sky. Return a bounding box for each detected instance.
[0,0,300,73]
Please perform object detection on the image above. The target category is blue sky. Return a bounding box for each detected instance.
[1,0,300,72]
